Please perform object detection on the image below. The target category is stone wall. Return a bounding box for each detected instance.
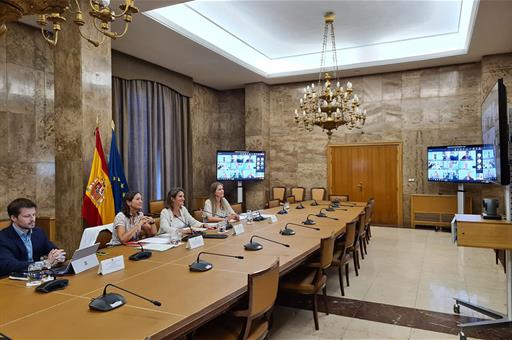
[190,84,245,206]
[0,23,55,219]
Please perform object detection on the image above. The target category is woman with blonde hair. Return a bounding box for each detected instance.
[203,182,239,223]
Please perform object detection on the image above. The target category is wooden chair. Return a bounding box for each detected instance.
[311,187,326,202]
[194,260,280,340]
[290,187,305,202]
[0,220,11,229]
[351,212,365,273]
[329,194,349,202]
[286,195,296,204]
[192,209,204,222]
[154,217,160,233]
[272,186,287,203]
[231,203,243,214]
[366,197,375,240]
[96,229,112,249]
[331,220,357,296]
[280,235,335,330]
[149,200,165,215]
[267,199,280,208]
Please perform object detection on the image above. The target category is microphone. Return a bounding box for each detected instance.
[303,214,316,225]
[277,204,288,215]
[189,252,244,272]
[296,201,305,209]
[201,209,234,229]
[311,200,319,206]
[128,242,152,261]
[280,222,320,236]
[89,283,162,312]
[253,211,266,222]
[326,204,336,212]
[34,269,69,293]
[244,235,290,251]
[174,214,204,241]
[316,209,339,220]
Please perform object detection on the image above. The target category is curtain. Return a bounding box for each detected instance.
[112,77,192,211]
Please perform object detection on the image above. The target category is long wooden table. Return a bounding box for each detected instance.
[0,201,365,339]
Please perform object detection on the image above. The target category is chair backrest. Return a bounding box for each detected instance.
[354,212,365,244]
[268,199,280,208]
[149,200,165,215]
[286,196,296,204]
[231,203,242,214]
[248,260,280,317]
[346,216,360,248]
[311,187,326,201]
[96,229,112,249]
[329,194,349,202]
[272,186,287,202]
[0,220,10,229]
[192,209,203,222]
[366,198,375,225]
[154,217,160,233]
[319,234,336,269]
[290,187,305,202]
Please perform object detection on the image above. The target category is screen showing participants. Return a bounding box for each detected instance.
[217,151,265,181]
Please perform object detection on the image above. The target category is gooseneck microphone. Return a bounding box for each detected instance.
[303,214,316,225]
[280,222,320,236]
[326,204,336,212]
[244,235,290,251]
[89,283,162,312]
[128,242,152,261]
[201,209,234,229]
[189,252,244,272]
[311,200,319,206]
[253,211,266,222]
[296,201,305,209]
[174,214,204,241]
[316,209,339,220]
[277,204,288,215]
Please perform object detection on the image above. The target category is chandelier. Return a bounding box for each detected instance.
[0,0,138,46]
[294,12,366,140]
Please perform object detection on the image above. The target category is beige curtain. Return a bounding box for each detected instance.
[112,77,192,211]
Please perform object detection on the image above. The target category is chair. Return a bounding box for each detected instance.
[280,235,335,330]
[272,186,287,203]
[96,229,112,249]
[290,187,305,202]
[329,194,349,202]
[351,212,365,273]
[0,220,10,229]
[267,199,280,208]
[231,203,243,214]
[365,198,375,240]
[194,260,280,340]
[331,220,357,296]
[311,187,326,202]
[286,195,296,204]
[79,223,113,249]
[149,200,165,215]
[192,209,204,222]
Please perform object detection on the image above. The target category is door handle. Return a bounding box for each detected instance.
[356,182,363,191]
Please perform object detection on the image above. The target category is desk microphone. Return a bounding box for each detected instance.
[128,242,152,261]
[89,283,161,312]
[34,269,69,293]
[201,209,234,229]
[277,204,288,215]
[303,214,316,225]
[244,235,290,251]
[280,222,320,236]
[189,252,244,272]
[316,209,339,220]
[174,214,204,241]
[310,200,319,206]
[326,204,336,212]
[253,211,266,222]
[296,201,305,209]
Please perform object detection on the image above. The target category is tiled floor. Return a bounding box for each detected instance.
[269,226,508,339]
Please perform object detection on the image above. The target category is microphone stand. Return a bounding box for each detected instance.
[310,200,319,206]
[128,242,152,261]
[303,214,316,225]
[280,222,320,236]
[244,235,290,251]
[89,283,162,312]
[316,209,339,220]
[189,252,244,272]
[296,201,305,209]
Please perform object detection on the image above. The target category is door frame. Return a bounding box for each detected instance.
[327,142,404,226]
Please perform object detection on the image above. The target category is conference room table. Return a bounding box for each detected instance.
[0,201,366,339]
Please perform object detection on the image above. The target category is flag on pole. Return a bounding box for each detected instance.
[82,127,115,226]
[108,126,129,213]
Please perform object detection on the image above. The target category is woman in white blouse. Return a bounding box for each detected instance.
[159,187,203,235]
[203,182,239,223]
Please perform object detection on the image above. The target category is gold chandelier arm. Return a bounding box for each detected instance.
[40,26,58,46]
[104,21,129,39]
[78,25,105,47]
[112,0,133,18]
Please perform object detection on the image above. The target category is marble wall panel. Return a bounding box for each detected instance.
[0,111,7,160]
[6,63,36,114]
[0,58,5,112]
[6,24,37,70]
[8,112,36,162]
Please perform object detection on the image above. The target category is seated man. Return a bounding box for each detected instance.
[0,198,65,276]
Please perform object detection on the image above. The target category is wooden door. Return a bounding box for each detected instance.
[328,143,403,226]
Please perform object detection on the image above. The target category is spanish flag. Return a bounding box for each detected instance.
[81,128,115,226]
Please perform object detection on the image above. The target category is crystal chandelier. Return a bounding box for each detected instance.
[294,12,366,140]
[0,0,138,46]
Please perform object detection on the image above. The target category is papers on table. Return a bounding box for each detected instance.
[139,236,172,244]
[143,243,182,251]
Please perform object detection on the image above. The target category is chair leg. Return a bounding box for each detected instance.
[312,294,319,330]
[338,265,345,296]
[353,254,359,276]
[363,237,367,255]
[322,286,329,315]
[345,262,350,287]
[360,241,365,259]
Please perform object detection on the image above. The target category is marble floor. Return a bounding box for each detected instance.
[269,226,509,339]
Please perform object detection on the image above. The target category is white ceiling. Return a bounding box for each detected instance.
[110,0,512,90]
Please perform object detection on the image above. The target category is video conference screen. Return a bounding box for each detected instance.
[216,151,265,181]
[427,145,496,183]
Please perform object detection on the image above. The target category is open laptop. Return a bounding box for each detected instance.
[53,243,100,275]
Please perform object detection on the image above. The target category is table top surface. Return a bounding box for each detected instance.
[0,200,366,339]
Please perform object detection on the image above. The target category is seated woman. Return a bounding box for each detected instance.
[111,191,157,245]
[203,182,239,223]
[159,187,203,235]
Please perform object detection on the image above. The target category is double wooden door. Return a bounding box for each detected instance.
[327,143,403,226]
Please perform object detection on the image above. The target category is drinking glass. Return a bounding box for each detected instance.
[27,262,43,287]
[218,219,227,233]
[247,210,253,224]
[169,229,181,246]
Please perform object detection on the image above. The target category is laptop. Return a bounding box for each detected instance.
[53,243,100,275]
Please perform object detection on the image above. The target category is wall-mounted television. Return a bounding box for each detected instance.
[481,78,509,185]
[216,151,265,181]
[427,145,496,183]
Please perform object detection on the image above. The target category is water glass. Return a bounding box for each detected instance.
[27,262,43,287]
[169,229,182,246]
[247,210,253,225]
[218,220,227,233]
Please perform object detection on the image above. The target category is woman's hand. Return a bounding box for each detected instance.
[229,213,239,221]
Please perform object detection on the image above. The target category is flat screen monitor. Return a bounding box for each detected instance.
[427,145,496,183]
[216,151,265,181]
[481,78,509,185]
